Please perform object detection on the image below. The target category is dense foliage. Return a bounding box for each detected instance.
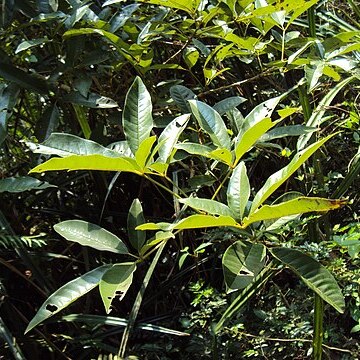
[0,0,359,359]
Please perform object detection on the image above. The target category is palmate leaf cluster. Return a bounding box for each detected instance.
[0,0,359,359]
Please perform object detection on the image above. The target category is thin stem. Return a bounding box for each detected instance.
[313,294,324,360]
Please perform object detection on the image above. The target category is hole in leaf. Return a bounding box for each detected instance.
[46,304,58,312]
[107,296,112,300]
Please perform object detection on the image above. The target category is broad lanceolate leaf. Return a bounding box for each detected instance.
[123,76,153,155]
[297,76,355,151]
[250,134,334,214]
[213,96,247,115]
[127,199,146,252]
[259,125,316,143]
[189,100,231,150]
[25,133,121,158]
[234,117,275,164]
[0,176,56,193]
[170,85,196,113]
[29,155,143,175]
[223,240,266,292]
[158,114,190,163]
[54,220,128,254]
[136,215,240,231]
[99,263,136,314]
[25,265,112,334]
[243,197,346,228]
[179,198,234,217]
[270,247,345,313]
[227,162,250,220]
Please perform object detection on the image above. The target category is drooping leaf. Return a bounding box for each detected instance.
[179,198,234,217]
[223,240,266,292]
[0,83,19,145]
[227,162,250,220]
[54,220,128,254]
[127,199,146,251]
[29,154,143,175]
[243,197,346,228]
[123,76,153,155]
[0,176,56,193]
[305,61,325,93]
[189,100,231,150]
[270,247,345,313]
[250,134,334,214]
[25,265,112,334]
[99,263,136,314]
[25,133,121,158]
[158,114,190,163]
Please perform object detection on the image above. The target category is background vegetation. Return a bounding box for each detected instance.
[0,0,359,359]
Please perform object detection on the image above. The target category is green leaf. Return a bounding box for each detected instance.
[189,100,231,150]
[35,104,60,142]
[175,142,214,157]
[137,215,240,231]
[127,199,146,251]
[234,117,275,165]
[136,0,200,14]
[25,133,120,158]
[72,104,91,139]
[0,83,19,145]
[25,265,112,334]
[213,96,247,115]
[99,263,136,314]
[135,136,156,169]
[170,85,196,113]
[29,154,143,175]
[54,220,128,254]
[243,197,346,228]
[270,247,345,313]
[183,47,199,68]
[259,125,316,143]
[123,76,153,155]
[179,198,234,217]
[62,92,118,108]
[305,61,325,93]
[0,62,49,94]
[250,134,334,214]
[297,76,355,150]
[209,148,233,166]
[15,38,50,54]
[0,176,56,193]
[223,240,266,292]
[227,162,250,220]
[158,114,190,163]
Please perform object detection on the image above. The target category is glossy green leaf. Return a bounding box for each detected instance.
[243,197,346,228]
[135,136,156,169]
[54,220,128,254]
[227,162,250,220]
[127,199,146,251]
[259,125,316,143]
[25,265,112,334]
[72,104,91,139]
[62,92,118,108]
[223,240,266,292]
[170,85,196,113]
[29,155,143,175]
[175,142,214,157]
[136,0,200,14]
[250,134,334,214]
[15,38,50,54]
[123,76,153,155]
[99,263,136,314]
[179,198,234,217]
[139,231,175,256]
[158,114,190,163]
[305,61,325,93]
[0,176,56,193]
[183,47,199,68]
[26,133,120,158]
[297,76,355,150]
[209,148,233,166]
[137,215,240,231]
[189,100,231,150]
[213,96,247,116]
[270,247,345,313]
[234,117,275,164]
[0,62,49,94]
